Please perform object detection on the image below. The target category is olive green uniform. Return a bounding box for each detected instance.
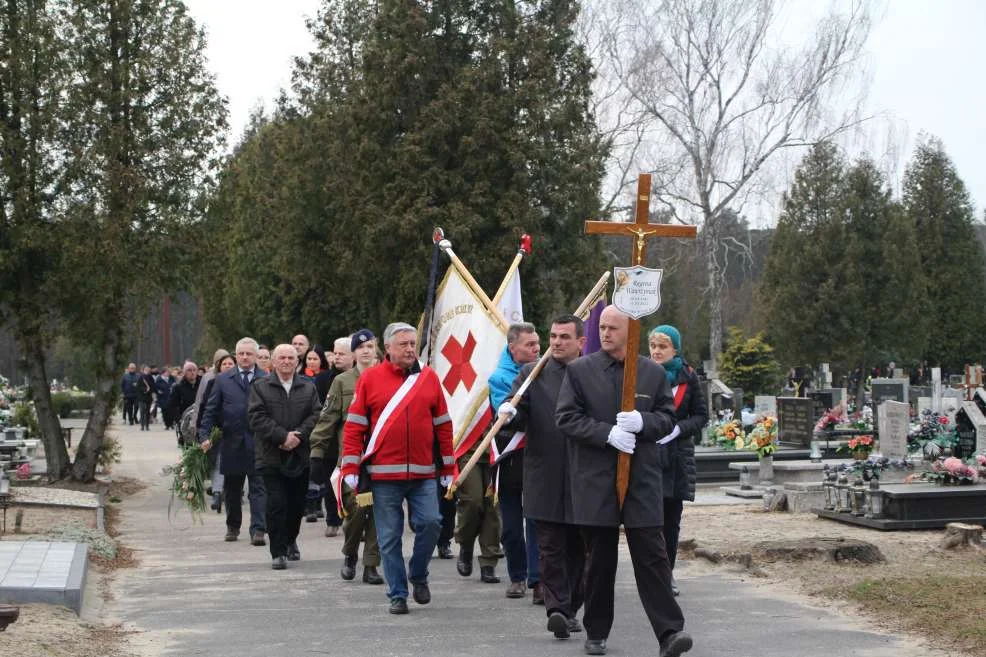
[310,366,379,567]
[454,444,502,568]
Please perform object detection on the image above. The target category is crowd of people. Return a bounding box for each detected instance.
[120,309,702,657]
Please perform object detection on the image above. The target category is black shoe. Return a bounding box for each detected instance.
[271,556,287,570]
[568,617,583,633]
[584,639,607,655]
[436,542,454,559]
[532,581,544,605]
[340,555,357,581]
[548,611,570,639]
[412,581,431,605]
[287,543,301,561]
[210,494,222,513]
[224,529,238,542]
[363,566,383,585]
[480,565,500,584]
[250,532,266,546]
[456,545,473,577]
[305,512,318,523]
[660,631,693,657]
[389,598,409,615]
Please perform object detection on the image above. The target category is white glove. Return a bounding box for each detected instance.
[616,410,643,433]
[343,474,358,489]
[439,475,453,488]
[658,425,681,445]
[606,426,636,454]
[497,402,517,421]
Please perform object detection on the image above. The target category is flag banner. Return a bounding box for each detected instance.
[497,267,524,324]
[423,267,507,459]
[583,297,606,354]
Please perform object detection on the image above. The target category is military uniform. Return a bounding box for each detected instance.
[453,443,502,577]
[310,366,380,570]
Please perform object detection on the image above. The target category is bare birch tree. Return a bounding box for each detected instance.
[584,0,874,368]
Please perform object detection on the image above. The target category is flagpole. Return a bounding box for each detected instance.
[446,270,611,499]
[490,234,532,310]
[437,236,510,332]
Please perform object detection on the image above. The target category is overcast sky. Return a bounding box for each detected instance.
[184,0,985,218]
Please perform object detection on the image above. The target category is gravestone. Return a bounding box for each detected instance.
[931,367,942,412]
[821,387,848,409]
[777,397,814,448]
[754,395,777,417]
[870,378,908,434]
[808,391,834,422]
[956,402,986,458]
[731,388,744,414]
[941,390,963,423]
[917,397,932,417]
[877,401,909,459]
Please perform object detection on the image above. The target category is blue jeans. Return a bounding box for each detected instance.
[371,478,442,601]
[498,488,540,586]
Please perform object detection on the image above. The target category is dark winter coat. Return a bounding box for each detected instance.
[198,366,267,476]
[154,375,173,407]
[136,373,155,402]
[248,374,322,477]
[503,357,574,523]
[663,363,707,502]
[555,351,676,529]
[490,348,526,493]
[168,376,200,421]
[120,371,140,399]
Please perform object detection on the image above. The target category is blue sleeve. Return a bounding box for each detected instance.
[488,370,511,410]
[197,379,222,443]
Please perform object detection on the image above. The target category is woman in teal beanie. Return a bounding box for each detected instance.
[648,324,708,597]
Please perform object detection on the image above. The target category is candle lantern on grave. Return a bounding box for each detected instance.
[850,478,866,516]
[822,469,838,511]
[835,473,852,513]
[864,477,883,518]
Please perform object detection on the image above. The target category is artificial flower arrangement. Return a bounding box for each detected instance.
[169,426,220,522]
[746,415,778,459]
[918,455,980,485]
[839,434,875,459]
[907,409,958,458]
[713,410,746,450]
[814,402,848,432]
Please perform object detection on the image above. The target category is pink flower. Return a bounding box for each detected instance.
[943,457,965,474]
[977,455,986,466]
[939,417,949,425]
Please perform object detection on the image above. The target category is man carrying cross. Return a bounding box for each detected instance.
[555,305,692,657]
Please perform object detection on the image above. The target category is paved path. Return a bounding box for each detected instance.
[106,418,941,657]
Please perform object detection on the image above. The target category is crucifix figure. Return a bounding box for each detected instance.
[585,173,697,507]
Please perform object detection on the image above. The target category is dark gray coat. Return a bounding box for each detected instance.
[664,364,706,501]
[555,351,676,529]
[248,374,322,477]
[198,367,267,476]
[504,357,573,523]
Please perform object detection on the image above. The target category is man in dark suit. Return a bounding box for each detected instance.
[555,305,692,657]
[199,337,268,545]
[499,313,586,639]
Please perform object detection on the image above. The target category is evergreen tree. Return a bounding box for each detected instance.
[719,327,781,396]
[760,142,846,365]
[902,136,986,370]
[56,0,226,480]
[203,0,607,344]
[0,0,70,477]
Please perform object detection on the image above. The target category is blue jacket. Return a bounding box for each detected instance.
[198,366,267,476]
[488,346,522,410]
[154,376,173,404]
[120,371,140,399]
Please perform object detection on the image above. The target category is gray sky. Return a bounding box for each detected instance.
[185,0,985,217]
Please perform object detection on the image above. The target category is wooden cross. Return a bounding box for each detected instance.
[584,173,697,507]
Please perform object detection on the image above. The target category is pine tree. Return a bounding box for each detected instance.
[903,136,986,370]
[719,327,781,396]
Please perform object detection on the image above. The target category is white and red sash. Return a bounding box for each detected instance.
[672,383,688,411]
[361,371,425,464]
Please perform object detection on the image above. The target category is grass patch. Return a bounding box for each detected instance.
[841,575,986,654]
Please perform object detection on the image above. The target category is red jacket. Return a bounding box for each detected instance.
[341,360,454,481]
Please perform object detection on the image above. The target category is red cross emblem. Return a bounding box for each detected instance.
[441,332,478,394]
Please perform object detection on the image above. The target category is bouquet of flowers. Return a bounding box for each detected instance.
[746,415,778,459]
[814,403,848,432]
[849,405,874,432]
[169,427,219,523]
[908,410,957,458]
[839,434,874,459]
[920,456,979,485]
[713,411,746,450]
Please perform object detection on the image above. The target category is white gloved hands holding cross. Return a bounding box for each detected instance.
[615,410,643,433]
[606,426,636,454]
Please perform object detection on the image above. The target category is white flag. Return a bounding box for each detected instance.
[424,267,507,458]
[497,268,524,324]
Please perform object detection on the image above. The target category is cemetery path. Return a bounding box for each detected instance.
[106,419,954,657]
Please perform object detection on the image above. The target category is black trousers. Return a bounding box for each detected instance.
[438,484,455,546]
[262,469,308,559]
[537,520,585,619]
[663,498,684,570]
[581,525,684,642]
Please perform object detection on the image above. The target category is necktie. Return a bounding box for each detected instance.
[241,370,249,387]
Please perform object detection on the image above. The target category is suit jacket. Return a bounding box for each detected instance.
[198,366,267,476]
[248,374,322,477]
[555,350,676,528]
[505,357,573,523]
